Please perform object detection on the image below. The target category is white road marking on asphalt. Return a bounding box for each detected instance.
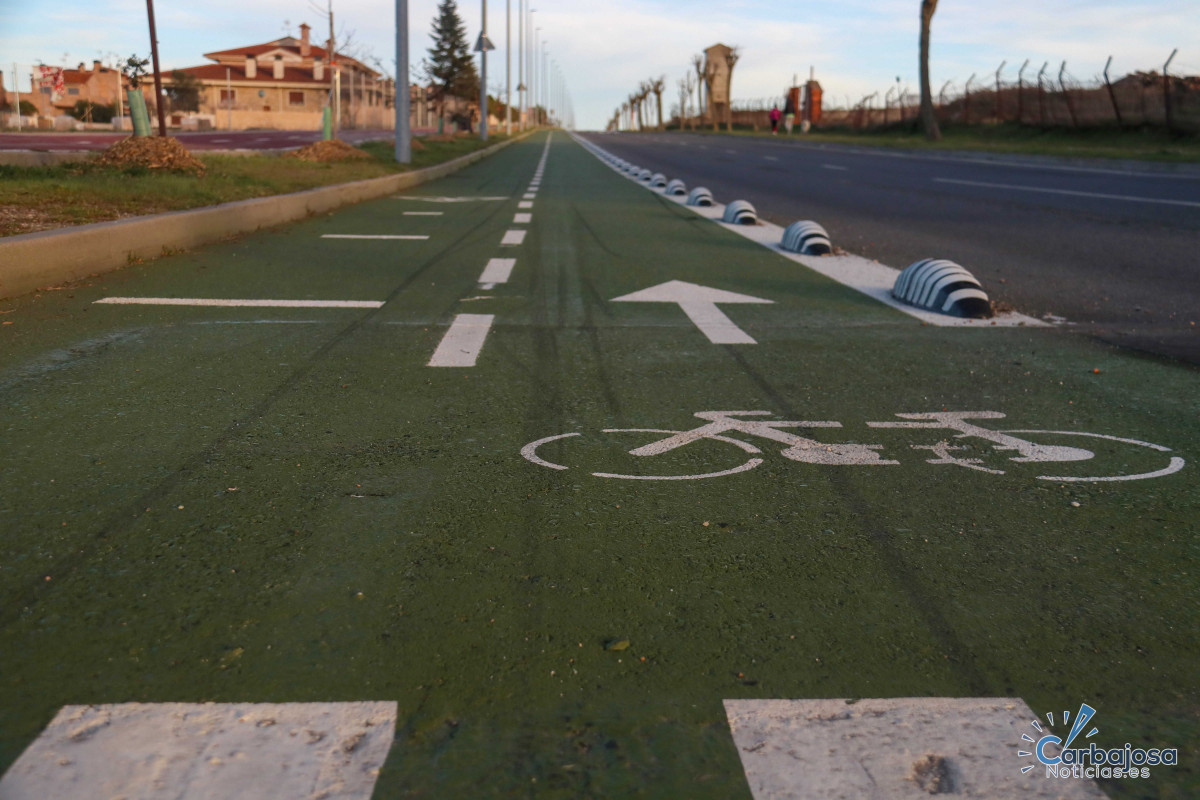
[725,149,738,154]
[518,200,533,209]
[428,314,495,367]
[764,156,779,161]
[0,702,397,800]
[501,229,527,246]
[725,698,1106,799]
[934,177,1200,208]
[514,212,533,224]
[479,257,517,287]
[523,193,537,199]
[611,280,772,345]
[321,234,429,239]
[95,298,384,308]
[822,164,848,171]
[403,211,444,216]
[212,138,232,143]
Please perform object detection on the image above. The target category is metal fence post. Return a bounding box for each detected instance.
[1059,61,1077,127]
[1017,59,1029,124]
[1163,49,1177,132]
[1102,56,1123,127]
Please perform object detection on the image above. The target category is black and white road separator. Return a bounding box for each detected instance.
[575,133,1042,328]
[893,258,993,319]
[722,200,758,225]
[665,179,688,196]
[780,220,833,256]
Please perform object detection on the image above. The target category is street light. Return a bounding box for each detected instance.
[394,0,410,161]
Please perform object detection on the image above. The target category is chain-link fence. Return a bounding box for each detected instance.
[709,55,1200,135]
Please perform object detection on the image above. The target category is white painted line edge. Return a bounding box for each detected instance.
[95,298,384,308]
[501,229,527,246]
[479,257,517,286]
[403,211,445,215]
[934,177,1200,209]
[725,698,1106,800]
[428,313,495,367]
[513,212,533,224]
[0,702,398,800]
[518,201,534,209]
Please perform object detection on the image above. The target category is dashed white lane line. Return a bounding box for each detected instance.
[764,156,779,161]
[725,698,1105,799]
[428,314,495,367]
[523,193,537,200]
[95,298,383,308]
[322,234,429,240]
[391,196,508,202]
[513,212,533,224]
[518,200,533,209]
[212,138,232,143]
[934,177,1200,208]
[403,211,444,216]
[478,257,516,288]
[822,164,848,171]
[501,229,527,246]
[0,702,397,800]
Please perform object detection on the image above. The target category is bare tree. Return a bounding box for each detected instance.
[919,0,941,140]
[692,54,706,127]
[636,82,651,130]
[651,76,665,130]
[677,76,691,129]
[703,59,718,131]
[724,46,740,131]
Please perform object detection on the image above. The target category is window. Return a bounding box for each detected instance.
[67,88,79,95]
[288,91,305,106]
[219,89,236,104]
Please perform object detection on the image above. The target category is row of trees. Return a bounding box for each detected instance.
[611,46,741,132]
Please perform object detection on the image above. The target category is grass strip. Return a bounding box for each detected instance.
[668,122,1200,163]
[0,136,508,237]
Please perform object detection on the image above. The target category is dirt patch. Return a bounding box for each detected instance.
[0,205,64,237]
[283,139,373,162]
[94,137,206,176]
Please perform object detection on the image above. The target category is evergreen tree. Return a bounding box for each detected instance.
[424,0,479,131]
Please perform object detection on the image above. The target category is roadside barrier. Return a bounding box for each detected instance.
[722,199,758,225]
[893,259,993,318]
[781,220,832,255]
[687,187,714,207]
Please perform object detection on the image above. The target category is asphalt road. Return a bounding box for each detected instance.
[0,128,405,151]
[1,131,1197,797]
[580,132,1200,365]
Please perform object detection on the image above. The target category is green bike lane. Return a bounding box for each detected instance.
[1,131,1197,797]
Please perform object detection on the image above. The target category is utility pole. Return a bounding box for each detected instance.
[505,0,511,134]
[394,0,410,161]
[479,0,489,140]
[145,0,168,136]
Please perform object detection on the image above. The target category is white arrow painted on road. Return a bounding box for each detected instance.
[611,280,773,344]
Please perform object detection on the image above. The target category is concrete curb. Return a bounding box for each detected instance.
[0,134,532,301]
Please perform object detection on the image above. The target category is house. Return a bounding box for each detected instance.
[162,23,391,130]
[14,61,126,122]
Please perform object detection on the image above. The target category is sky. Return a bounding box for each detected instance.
[2,0,1196,130]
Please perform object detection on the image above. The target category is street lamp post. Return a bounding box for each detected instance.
[394,0,410,162]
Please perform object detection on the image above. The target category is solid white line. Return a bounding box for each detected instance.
[95,298,383,308]
[518,200,533,209]
[501,229,527,246]
[513,212,533,224]
[428,314,495,367]
[403,211,444,216]
[321,234,429,240]
[933,177,1200,208]
[0,702,397,800]
[478,257,516,286]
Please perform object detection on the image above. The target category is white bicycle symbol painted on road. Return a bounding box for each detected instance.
[521,410,1185,482]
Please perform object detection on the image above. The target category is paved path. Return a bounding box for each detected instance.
[0,131,1196,797]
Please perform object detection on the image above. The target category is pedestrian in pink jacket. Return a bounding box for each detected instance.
[769,104,781,134]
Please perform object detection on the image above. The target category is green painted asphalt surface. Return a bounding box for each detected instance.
[1,131,1198,797]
